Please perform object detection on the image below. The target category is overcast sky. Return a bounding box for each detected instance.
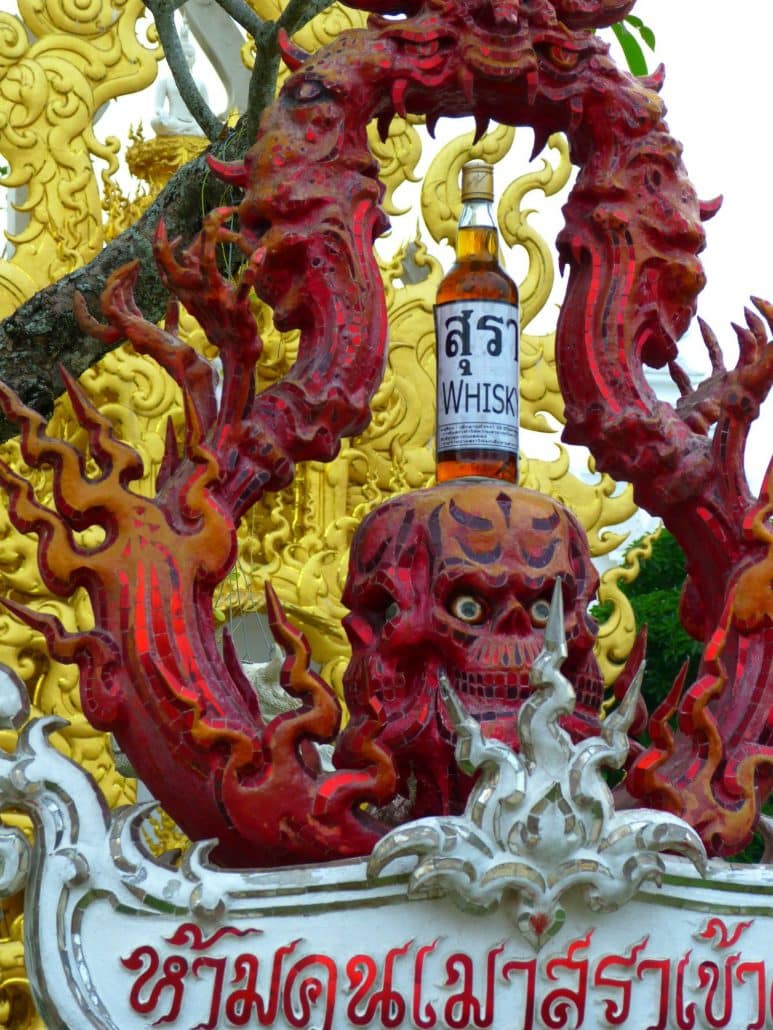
[630,1,772,491]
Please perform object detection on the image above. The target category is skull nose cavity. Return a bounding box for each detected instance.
[495,600,533,635]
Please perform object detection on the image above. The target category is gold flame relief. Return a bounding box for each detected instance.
[0,2,644,1022]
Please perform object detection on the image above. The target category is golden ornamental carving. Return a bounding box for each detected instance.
[286,2,367,62]
[1,180,639,691]
[103,127,209,238]
[498,132,571,329]
[0,0,161,316]
[597,528,660,695]
[367,115,424,216]
[0,0,649,1017]
[4,110,640,705]
[421,124,516,248]
[0,903,42,1030]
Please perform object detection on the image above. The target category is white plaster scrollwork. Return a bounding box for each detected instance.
[0,617,769,1026]
[368,581,708,949]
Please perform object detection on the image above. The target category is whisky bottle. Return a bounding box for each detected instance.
[434,160,520,483]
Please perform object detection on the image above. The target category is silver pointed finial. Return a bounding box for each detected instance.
[438,669,464,727]
[543,577,568,661]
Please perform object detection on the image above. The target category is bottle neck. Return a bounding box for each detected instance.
[456,198,498,262]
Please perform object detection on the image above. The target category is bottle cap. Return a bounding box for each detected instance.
[461,160,494,202]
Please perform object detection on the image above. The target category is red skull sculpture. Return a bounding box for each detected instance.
[334,479,605,819]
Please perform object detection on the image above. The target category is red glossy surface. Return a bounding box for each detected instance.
[0,0,768,862]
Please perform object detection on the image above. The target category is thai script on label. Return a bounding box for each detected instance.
[434,299,519,454]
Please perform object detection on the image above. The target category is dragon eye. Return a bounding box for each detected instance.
[449,594,487,625]
[384,600,400,622]
[289,78,326,102]
[546,44,579,70]
[530,598,552,627]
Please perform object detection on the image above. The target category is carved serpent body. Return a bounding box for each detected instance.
[0,0,769,864]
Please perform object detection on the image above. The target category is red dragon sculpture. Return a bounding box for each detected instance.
[0,0,769,865]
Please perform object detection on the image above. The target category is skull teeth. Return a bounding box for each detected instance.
[451,670,532,702]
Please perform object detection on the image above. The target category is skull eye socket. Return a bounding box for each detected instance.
[360,589,399,629]
[530,598,552,627]
[449,593,487,625]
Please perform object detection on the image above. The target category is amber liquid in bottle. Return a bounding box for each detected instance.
[434,163,520,483]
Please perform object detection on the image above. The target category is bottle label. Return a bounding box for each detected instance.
[434,299,520,455]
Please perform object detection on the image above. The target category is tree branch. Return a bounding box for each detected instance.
[208,0,265,40]
[0,0,337,442]
[146,0,226,140]
[278,0,333,33]
[0,130,246,441]
[244,27,282,140]
[239,0,332,139]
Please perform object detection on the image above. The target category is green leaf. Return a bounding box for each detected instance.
[624,14,656,51]
[606,530,703,718]
[611,21,648,77]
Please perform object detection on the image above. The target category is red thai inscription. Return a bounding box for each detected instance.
[699,918,754,949]
[593,936,649,1025]
[697,954,741,1028]
[501,955,537,1030]
[224,942,301,1026]
[283,954,337,1030]
[735,960,767,1030]
[443,943,504,1028]
[192,956,228,1030]
[346,941,412,1026]
[674,950,697,1029]
[412,939,440,1029]
[122,947,187,1023]
[637,954,673,1030]
[541,931,592,1029]
[120,917,770,1028]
